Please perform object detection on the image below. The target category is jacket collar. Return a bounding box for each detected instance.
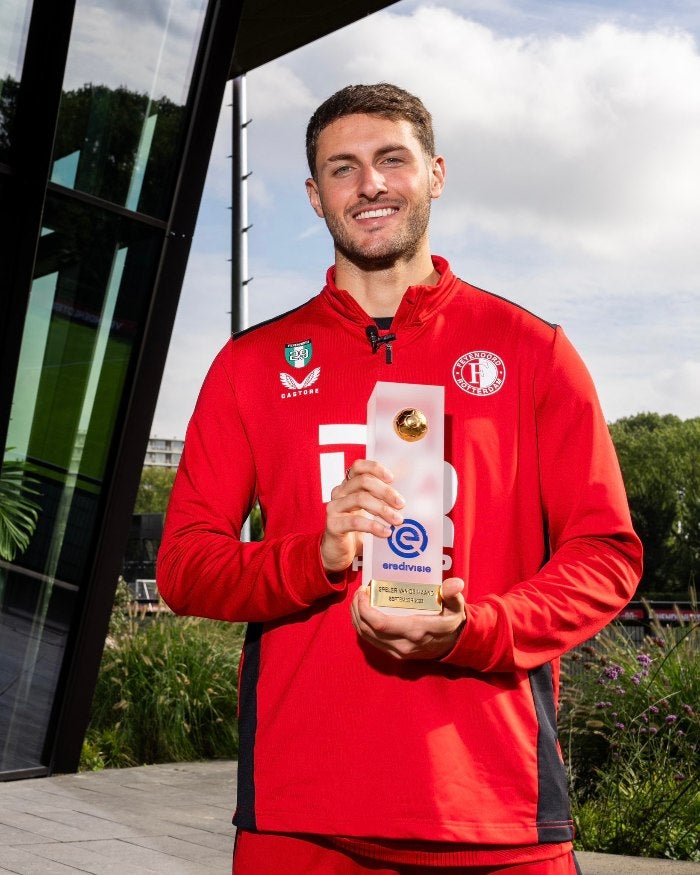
[320,256,459,329]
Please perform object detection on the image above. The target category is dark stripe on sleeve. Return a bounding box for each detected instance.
[528,663,574,843]
[233,622,263,829]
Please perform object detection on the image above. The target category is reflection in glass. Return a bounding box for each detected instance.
[0,194,162,773]
[0,0,31,163]
[51,0,208,217]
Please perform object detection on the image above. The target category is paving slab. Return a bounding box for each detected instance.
[0,761,697,873]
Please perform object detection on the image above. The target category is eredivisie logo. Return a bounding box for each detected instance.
[388,519,428,559]
[453,350,506,396]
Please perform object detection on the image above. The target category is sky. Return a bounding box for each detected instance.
[150,0,700,438]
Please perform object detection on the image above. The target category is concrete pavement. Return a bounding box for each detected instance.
[0,761,697,873]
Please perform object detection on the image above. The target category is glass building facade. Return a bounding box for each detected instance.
[0,0,238,780]
[0,0,397,782]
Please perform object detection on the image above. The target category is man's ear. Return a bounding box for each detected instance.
[429,156,446,200]
[305,177,325,218]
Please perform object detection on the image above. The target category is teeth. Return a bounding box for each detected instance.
[356,208,397,219]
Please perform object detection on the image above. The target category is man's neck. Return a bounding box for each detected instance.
[334,250,438,318]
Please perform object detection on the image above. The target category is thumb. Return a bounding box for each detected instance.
[441,577,465,611]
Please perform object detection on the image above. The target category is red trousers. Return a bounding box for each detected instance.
[232,831,582,874]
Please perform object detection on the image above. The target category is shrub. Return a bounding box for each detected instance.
[81,608,245,770]
[560,607,699,861]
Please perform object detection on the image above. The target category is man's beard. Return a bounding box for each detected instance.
[324,189,432,272]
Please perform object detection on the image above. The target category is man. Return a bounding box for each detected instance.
[157,83,642,874]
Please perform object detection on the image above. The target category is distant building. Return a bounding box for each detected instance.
[143,437,184,469]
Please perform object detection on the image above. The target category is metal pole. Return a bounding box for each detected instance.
[231,74,252,540]
[230,74,251,335]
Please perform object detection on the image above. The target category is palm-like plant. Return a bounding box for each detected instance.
[0,450,41,561]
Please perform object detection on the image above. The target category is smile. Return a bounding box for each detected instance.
[355,207,398,220]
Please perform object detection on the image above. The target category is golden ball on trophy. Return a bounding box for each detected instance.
[393,408,428,442]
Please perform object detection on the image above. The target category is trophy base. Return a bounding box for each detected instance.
[369,579,442,614]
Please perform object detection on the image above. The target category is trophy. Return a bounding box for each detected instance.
[363,381,445,615]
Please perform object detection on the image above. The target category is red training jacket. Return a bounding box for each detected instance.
[157,256,642,847]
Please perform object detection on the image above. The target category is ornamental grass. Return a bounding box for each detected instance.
[81,594,245,770]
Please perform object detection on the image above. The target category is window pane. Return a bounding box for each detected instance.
[0,565,76,773]
[0,0,31,164]
[5,193,163,586]
[1,193,163,772]
[50,0,208,217]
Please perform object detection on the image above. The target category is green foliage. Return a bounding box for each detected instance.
[560,609,700,861]
[0,451,41,561]
[609,414,700,597]
[81,609,245,770]
[0,76,20,159]
[108,576,133,639]
[134,466,177,514]
[249,502,264,541]
[52,83,186,217]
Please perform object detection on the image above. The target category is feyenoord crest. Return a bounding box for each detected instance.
[453,350,506,396]
[284,339,312,369]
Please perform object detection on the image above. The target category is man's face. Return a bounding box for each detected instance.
[306,114,445,269]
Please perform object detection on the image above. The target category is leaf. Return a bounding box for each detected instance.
[0,450,42,561]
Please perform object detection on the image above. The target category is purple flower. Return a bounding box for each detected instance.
[614,722,625,730]
[636,653,653,668]
[649,726,659,735]
[603,664,625,680]
[665,715,678,724]
[631,673,642,686]
[676,730,686,737]
[614,686,626,696]
[648,705,660,714]
[595,701,613,710]
[682,704,694,716]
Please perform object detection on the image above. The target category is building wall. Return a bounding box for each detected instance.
[144,438,185,469]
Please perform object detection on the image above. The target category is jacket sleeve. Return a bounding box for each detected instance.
[443,327,643,672]
[155,344,345,622]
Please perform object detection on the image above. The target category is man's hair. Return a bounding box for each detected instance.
[305,83,435,178]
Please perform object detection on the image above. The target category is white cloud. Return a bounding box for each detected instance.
[62,2,207,102]
[277,7,700,267]
[157,2,700,435]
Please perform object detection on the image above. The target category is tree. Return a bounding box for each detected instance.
[134,466,177,514]
[609,414,699,597]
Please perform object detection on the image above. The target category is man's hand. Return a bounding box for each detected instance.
[321,460,405,573]
[350,577,466,660]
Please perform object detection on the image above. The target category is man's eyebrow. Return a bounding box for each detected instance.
[324,144,411,164]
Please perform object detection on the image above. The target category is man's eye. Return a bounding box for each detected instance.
[333,165,352,176]
[383,156,402,166]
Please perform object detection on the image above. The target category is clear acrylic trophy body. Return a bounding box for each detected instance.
[362,381,445,615]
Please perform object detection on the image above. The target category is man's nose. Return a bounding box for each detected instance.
[357,165,388,199]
